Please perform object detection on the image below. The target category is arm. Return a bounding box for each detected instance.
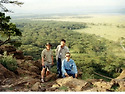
[51,56,54,65]
[55,45,59,56]
[51,50,54,65]
[62,60,68,76]
[41,50,45,66]
[42,56,44,66]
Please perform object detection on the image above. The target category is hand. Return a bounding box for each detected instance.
[42,63,44,66]
[65,73,69,77]
[75,74,78,78]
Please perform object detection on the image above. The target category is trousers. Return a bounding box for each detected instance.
[62,70,75,78]
[57,58,62,77]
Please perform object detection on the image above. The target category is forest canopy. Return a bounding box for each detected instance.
[8,20,125,80]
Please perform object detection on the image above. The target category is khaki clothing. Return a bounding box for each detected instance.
[41,49,53,64]
[55,45,69,61]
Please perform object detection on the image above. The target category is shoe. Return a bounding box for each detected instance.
[41,78,44,83]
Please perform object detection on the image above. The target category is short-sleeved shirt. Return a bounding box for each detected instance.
[41,49,53,63]
[55,45,69,61]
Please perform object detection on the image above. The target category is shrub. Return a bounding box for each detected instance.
[0,51,18,72]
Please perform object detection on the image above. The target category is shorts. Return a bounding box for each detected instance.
[42,61,52,70]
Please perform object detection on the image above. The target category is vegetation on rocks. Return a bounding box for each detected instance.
[0,51,17,72]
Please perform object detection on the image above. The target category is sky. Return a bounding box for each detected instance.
[4,0,125,15]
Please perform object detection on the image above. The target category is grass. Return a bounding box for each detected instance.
[32,14,125,25]
[75,25,125,42]
[58,86,68,91]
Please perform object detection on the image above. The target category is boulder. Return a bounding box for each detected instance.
[92,80,113,90]
[0,45,16,53]
[0,64,16,79]
[56,77,89,91]
[8,50,24,59]
[32,60,42,69]
[52,84,60,88]
[17,60,34,70]
[13,50,24,59]
[31,82,40,91]
[1,77,40,91]
[45,73,57,82]
[28,65,40,74]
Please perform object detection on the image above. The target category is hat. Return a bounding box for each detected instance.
[46,43,52,46]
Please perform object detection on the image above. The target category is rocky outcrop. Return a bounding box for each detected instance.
[0,45,24,59]
[45,73,57,82]
[0,64,16,79]
[0,45,16,52]
[91,79,113,92]
[111,79,125,92]
[116,69,125,79]
[56,77,90,91]
[1,45,125,92]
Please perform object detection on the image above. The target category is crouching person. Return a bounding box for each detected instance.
[62,52,77,78]
[41,43,54,82]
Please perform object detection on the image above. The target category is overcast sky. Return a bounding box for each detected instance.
[4,0,125,15]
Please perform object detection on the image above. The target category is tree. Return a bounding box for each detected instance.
[0,0,23,46]
[0,0,23,12]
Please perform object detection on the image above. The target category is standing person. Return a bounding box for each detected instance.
[41,43,54,82]
[62,52,78,78]
[56,39,69,78]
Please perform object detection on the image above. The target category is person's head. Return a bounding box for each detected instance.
[45,43,52,50]
[65,52,71,60]
[60,39,66,47]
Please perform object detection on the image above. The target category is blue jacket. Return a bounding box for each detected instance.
[62,59,77,75]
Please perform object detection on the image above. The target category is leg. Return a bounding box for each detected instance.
[46,64,51,76]
[57,58,62,78]
[67,70,75,78]
[41,67,46,79]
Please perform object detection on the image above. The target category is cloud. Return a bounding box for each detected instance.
[5,0,125,14]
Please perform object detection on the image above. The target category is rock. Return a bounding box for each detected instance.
[2,77,40,91]
[116,69,125,79]
[92,81,113,90]
[111,79,125,91]
[77,69,83,78]
[8,50,24,59]
[28,65,40,74]
[56,77,89,91]
[24,56,33,60]
[46,87,58,91]
[31,82,40,91]
[40,88,46,92]
[13,50,24,59]
[45,73,57,82]
[52,84,60,88]
[0,45,16,53]
[0,64,16,79]
[16,68,39,78]
[32,60,41,69]
[17,60,35,70]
